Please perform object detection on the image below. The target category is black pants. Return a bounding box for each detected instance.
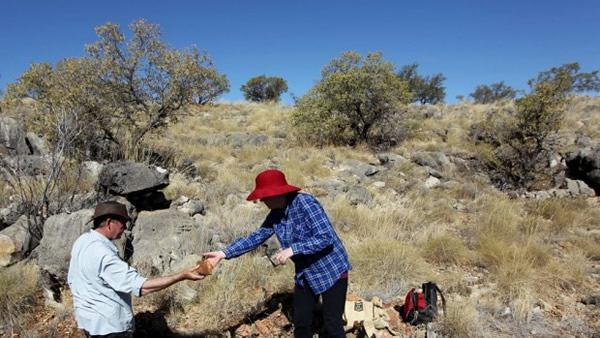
[293,278,348,338]
[83,330,133,338]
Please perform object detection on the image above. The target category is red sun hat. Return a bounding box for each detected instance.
[247,169,301,201]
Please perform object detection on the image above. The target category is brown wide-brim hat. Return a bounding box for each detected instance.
[90,201,130,222]
[247,169,301,201]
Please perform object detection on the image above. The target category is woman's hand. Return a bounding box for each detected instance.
[202,250,226,269]
[273,247,294,265]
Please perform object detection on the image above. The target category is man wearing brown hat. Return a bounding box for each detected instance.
[68,201,205,338]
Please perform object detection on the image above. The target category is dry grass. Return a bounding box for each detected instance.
[325,194,423,241]
[421,233,473,266]
[0,261,39,327]
[346,239,434,301]
[182,254,294,332]
[525,197,592,233]
[437,300,482,338]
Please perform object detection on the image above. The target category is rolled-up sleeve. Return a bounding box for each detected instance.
[97,246,147,296]
[223,223,275,259]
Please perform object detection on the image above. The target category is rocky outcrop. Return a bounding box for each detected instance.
[129,209,211,273]
[36,209,94,282]
[97,162,170,196]
[0,117,29,155]
[566,144,600,193]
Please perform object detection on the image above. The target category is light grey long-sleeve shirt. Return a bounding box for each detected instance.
[67,230,147,335]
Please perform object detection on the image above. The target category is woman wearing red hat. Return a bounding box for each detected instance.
[203,169,351,338]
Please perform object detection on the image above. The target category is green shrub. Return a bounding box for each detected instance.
[291,51,412,147]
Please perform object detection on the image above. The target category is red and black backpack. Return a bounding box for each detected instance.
[395,281,446,325]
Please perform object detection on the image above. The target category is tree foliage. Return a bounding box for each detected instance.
[397,63,446,104]
[4,19,229,157]
[528,62,600,94]
[474,65,598,190]
[241,75,288,102]
[469,81,517,104]
[292,51,412,147]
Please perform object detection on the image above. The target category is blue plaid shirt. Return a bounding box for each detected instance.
[223,193,351,295]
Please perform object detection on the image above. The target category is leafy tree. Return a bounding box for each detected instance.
[398,63,446,104]
[292,51,412,146]
[469,81,517,104]
[241,75,288,102]
[476,64,599,190]
[528,62,600,94]
[5,19,229,156]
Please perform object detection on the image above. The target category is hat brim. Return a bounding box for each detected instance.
[247,185,301,201]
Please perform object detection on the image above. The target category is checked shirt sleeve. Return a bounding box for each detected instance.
[291,195,335,255]
[223,224,275,259]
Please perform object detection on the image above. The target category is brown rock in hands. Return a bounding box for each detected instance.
[196,258,214,275]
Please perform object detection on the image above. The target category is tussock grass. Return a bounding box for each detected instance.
[422,233,473,266]
[572,235,600,261]
[163,174,203,201]
[438,301,482,338]
[0,261,39,327]
[184,254,294,332]
[525,197,591,233]
[325,195,422,240]
[347,239,434,301]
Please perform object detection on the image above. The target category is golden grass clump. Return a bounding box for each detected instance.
[525,197,591,233]
[438,301,482,338]
[0,261,39,327]
[325,195,422,240]
[346,239,434,300]
[421,233,473,266]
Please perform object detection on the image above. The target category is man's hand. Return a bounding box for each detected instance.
[141,264,205,296]
[202,250,226,269]
[273,247,294,265]
[182,265,206,280]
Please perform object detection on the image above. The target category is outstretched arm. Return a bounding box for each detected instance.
[140,265,204,296]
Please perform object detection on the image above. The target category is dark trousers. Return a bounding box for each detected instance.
[293,278,348,338]
[83,330,133,338]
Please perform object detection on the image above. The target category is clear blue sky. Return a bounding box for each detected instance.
[1,0,599,104]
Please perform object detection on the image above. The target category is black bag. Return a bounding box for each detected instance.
[394,281,446,325]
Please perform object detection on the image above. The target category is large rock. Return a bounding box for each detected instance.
[25,132,47,155]
[97,162,170,196]
[36,209,94,282]
[0,215,28,266]
[411,152,453,171]
[130,209,212,274]
[1,202,24,230]
[566,145,600,193]
[2,155,53,176]
[0,117,28,155]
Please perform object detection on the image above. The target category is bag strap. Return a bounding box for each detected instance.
[430,282,447,316]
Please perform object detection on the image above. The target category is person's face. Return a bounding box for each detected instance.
[261,195,286,209]
[107,217,126,240]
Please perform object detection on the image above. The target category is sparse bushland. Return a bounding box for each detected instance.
[3,92,600,337]
[3,19,229,159]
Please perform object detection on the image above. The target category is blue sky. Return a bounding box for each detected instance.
[1,0,598,104]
